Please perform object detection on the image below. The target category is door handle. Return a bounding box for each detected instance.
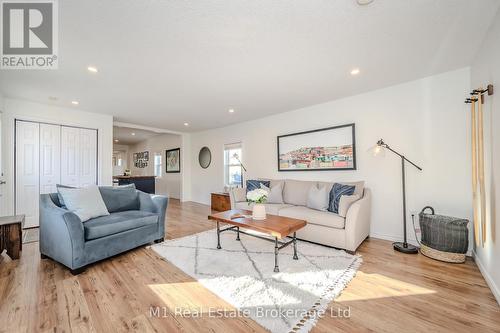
[0,181,6,185]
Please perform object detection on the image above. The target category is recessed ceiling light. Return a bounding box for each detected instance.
[228,109,235,113]
[350,68,360,75]
[71,100,79,105]
[131,132,136,136]
[87,66,98,73]
[357,0,374,5]
[114,139,119,142]
[184,122,189,126]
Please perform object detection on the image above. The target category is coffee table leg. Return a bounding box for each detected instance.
[216,221,221,249]
[236,227,240,241]
[274,237,279,273]
[293,232,298,260]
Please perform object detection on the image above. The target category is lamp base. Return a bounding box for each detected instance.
[393,242,418,254]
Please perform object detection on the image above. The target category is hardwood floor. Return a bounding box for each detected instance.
[1,199,499,332]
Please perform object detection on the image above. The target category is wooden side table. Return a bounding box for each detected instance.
[211,192,231,212]
[0,215,25,260]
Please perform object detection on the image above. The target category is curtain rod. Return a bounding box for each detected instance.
[464,84,494,104]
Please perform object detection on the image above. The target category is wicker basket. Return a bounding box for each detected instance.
[420,244,466,263]
[418,206,469,264]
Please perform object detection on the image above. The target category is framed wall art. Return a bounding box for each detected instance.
[277,123,356,171]
[134,151,149,168]
[166,148,181,173]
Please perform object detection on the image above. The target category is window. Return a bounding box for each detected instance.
[154,153,162,177]
[224,142,243,187]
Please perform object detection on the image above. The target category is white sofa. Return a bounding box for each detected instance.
[229,179,371,253]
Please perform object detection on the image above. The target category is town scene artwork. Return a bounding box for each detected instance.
[278,124,356,171]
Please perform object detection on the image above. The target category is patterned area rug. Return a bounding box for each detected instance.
[151,229,361,333]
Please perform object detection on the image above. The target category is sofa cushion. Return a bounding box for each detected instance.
[279,206,345,229]
[269,179,284,189]
[283,180,315,206]
[234,202,293,215]
[260,182,284,204]
[231,187,247,202]
[84,210,158,240]
[99,184,139,213]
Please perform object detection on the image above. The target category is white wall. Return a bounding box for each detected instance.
[128,133,182,199]
[1,98,113,215]
[180,133,192,202]
[470,9,500,305]
[190,68,472,246]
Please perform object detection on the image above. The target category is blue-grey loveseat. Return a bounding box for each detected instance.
[39,186,168,274]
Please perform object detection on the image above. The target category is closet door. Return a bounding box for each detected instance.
[79,128,97,187]
[60,126,80,187]
[15,121,40,228]
[39,124,61,194]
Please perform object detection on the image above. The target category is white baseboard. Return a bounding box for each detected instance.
[369,232,473,256]
[369,232,419,246]
[472,250,500,306]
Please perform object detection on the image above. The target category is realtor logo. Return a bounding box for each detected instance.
[1,0,58,69]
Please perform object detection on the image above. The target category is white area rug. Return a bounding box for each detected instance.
[151,229,361,333]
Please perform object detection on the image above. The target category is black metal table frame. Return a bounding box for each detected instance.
[215,221,299,272]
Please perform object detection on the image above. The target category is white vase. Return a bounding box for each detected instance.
[252,204,266,220]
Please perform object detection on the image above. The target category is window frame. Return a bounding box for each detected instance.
[154,153,162,178]
[223,142,243,188]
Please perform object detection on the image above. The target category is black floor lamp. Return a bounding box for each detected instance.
[232,153,247,188]
[372,139,423,254]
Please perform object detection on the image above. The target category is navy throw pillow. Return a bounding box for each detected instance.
[246,180,270,193]
[328,183,355,214]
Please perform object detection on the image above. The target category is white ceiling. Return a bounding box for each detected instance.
[113,126,161,145]
[1,0,499,132]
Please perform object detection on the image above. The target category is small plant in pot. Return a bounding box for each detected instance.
[246,188,268,220]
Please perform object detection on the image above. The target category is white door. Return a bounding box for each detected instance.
[61,126,80,187]
[79,128,97,187]
[0,112,5,216]
[15,121,40,228]
[39,124,61,194]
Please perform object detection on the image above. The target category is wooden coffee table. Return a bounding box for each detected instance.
[208,209,307,272]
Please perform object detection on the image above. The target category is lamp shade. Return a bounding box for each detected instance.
[368,141,386,157]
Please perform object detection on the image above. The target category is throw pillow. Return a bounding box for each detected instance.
[99,184,139,213]
[56,184,75,208]
[57,185,110,222]
[231,187,247,202]
[306,185,329,211]
[246,179,270,193]
[260,182,284,204]
[338,194,361,217]
[328,183,355,214]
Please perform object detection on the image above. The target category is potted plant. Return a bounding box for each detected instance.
[246,188,268,220]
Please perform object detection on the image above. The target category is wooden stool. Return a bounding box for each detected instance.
[0,215,25,260]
